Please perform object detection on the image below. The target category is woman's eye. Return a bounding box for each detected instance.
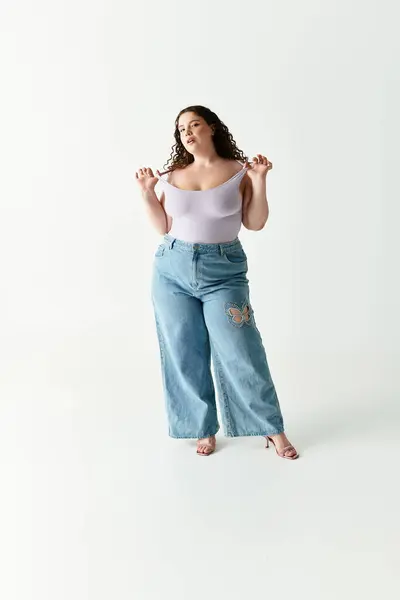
[179,123,199,133]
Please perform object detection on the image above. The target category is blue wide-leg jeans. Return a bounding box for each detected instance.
[151,234,285,439]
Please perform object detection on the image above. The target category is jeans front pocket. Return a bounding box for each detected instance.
[155,243,166,258]
[223,247,247,264]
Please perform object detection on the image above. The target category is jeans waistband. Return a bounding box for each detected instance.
[163,234,242,254]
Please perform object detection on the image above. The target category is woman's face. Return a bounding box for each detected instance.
[177,112,214,153]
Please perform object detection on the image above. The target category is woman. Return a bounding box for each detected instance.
[135,105,299,459]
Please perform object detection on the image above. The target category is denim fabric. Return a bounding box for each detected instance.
[151,234,285,439]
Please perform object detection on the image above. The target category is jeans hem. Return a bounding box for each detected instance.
[169,431,219,439]
[225,429,284,438]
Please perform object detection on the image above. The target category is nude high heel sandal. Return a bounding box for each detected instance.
[196,437,216,456]
[265,436,299,460]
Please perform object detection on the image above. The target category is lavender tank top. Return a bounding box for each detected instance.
[156,160,249,243]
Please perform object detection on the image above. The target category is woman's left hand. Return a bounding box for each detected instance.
[244,154,273,180]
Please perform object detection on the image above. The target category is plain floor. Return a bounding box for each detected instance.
[1,346,399,600]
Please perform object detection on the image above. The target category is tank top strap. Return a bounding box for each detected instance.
[156,169,170,183]
[235,160,252,172]
[234,162,250,178]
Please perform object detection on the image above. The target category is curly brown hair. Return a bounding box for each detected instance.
[162,105,248,172]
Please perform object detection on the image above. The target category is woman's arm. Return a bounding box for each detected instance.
[241,176,269,231]
[141,187,171,235]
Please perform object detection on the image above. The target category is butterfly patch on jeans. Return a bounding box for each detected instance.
[224,300,255,328]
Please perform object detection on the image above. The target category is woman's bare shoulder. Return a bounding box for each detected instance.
[166,164,192,184]
[164,166,179,184]
[224,158,245,172]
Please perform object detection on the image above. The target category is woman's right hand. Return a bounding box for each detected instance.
[135,167,160,192]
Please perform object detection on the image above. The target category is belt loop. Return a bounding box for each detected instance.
[219,244,225,256]
[169,237,176,249]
